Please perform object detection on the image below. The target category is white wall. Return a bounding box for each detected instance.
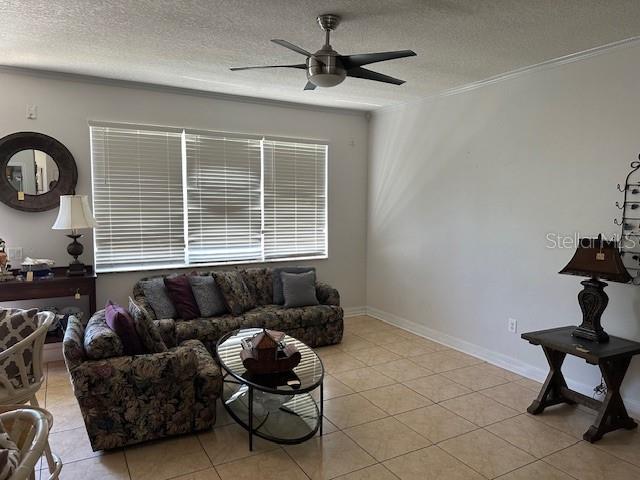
[367,42,640,409]
[0,71,368,309]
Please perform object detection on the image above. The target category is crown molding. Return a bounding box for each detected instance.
[0,65,367,117]
[375,35,640,114]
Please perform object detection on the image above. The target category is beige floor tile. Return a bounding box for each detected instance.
[46,361,72,389]
[360,383,432,415]
[339,334,377,353]
[126,435,212,480]
[215,400,236,427]
[383,445,483,480]
[410,351,483,373]
[171,468,221,480]
[403,375,471,403]
[332,367,396,392]
[442,364,511,391]
[323,394,388,429]
[321,353,366,374]
[334,464,398,480]
[395,404,477,443]
[46,426,103,465]
[440,392,519,427]
[496,460,574,480]
[320,375,355,400]
[486,414,577,457]
[321,417,340,435]
[356,331,408,346]
[592,428,640,467]
[480,382,537,412]
[198,423,277,465]
[54,452,129,479]
[515,378,542,392]
[531,404,596,439]
[45,383,76,406]
[349,346,402,366]
[546,441,640,480]
[215,449,307,480]
[47,396,85,433]
[344,417,430,461]
[314,344,345,359]
[382,340,435,358]
[285,431,376,479]
[475,363,522,382]
[372,358,433,382]
[439,429,535,479]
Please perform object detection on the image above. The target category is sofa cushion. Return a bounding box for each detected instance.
[139,277,177,319]
[175,315,242,345]
[241,268,273,306]
[129,297,168,353]
[164,275,200,320]
[213,271,256,316]
[84,311,124,360]
[272,267,315,305]
[189,275,227,317]
[105,301,145,355]
[282,271,320,308]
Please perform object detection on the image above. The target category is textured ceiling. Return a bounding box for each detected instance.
[2,0,640,111]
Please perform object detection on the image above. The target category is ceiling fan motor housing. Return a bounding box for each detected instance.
[307,48,346,87]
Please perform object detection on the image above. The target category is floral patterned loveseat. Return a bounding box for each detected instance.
[132,267,344,354]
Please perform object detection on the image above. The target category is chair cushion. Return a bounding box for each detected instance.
[139,277,177,319]
[272,267,315,305]
[281,271,320,308]
[164,275,200,320]
[84,311,124,360]
[129,297,168,354]
[213,271,256,316]
[105,301,145,355]
[189,275,227,317]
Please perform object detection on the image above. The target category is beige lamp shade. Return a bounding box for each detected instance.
[52,195,98,231]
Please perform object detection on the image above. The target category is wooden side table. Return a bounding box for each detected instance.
[522,326,640,442]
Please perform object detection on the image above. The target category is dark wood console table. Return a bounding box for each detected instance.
[0,266,97,319]
[522,326,640,442]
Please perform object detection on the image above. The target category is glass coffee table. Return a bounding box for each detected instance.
[215,328,324,450]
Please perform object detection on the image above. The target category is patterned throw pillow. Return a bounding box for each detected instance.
[84,312,124,360]
[213,270,256,316]
[189,275,227,317]
[0,418,20,480]
[139,277,177,319]
[128,297,168,353]
[0,308,40,388]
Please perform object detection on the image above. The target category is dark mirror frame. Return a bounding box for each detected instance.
[0,132,78,212]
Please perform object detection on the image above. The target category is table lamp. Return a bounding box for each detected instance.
[559,234,631,343]
[52,195,97,276]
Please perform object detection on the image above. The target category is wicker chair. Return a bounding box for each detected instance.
[0,310,60,476]
[0,405,62,480]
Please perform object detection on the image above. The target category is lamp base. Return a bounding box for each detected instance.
[67,261,86,277]
[66,234,86,277]
[572,277,610,343]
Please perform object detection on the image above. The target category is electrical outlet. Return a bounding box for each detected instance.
[508,318,517,333]
[26,104,37,120]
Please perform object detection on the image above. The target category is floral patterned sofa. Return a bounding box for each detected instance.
[63,315,221,451]
[132,267,344,353]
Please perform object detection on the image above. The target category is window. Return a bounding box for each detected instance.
[90,123,328,272]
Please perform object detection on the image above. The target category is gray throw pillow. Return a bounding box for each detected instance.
[139,277,177,319]
[281,271,319,308]
[189,275,227,317]
[272,267,316,304]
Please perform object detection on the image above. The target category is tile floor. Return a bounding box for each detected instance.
[36,315,640,480]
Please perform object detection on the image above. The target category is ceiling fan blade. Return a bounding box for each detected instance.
[230,64,306,71]
[271,39,312,57]
[304,81,317,90]
[340,50,416,69]
[346,67,405,85]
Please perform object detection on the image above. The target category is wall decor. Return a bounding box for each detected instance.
[0,132,78,212]
[615,155,640,284]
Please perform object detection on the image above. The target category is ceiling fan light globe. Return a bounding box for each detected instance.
[307,72,346,87]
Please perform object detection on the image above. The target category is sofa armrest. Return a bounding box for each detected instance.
[68,345,198,398]
[316,282,340,306]
[153,318,177,348]
[63,315,86,371]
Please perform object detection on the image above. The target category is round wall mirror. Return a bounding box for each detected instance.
[0,132,77,212]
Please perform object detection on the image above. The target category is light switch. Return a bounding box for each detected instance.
[26,104,37,120]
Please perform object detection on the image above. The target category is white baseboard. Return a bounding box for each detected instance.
[343,306,367,317]
[365,306,640,417]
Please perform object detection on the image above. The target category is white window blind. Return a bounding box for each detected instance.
[185,133,262,263]
[263,140,327,259]
[90,125,185,271]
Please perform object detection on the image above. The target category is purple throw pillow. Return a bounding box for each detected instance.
[163,275,201,320]
[104,301,146,355]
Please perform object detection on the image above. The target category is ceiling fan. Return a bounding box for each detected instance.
[230,14,416,90]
